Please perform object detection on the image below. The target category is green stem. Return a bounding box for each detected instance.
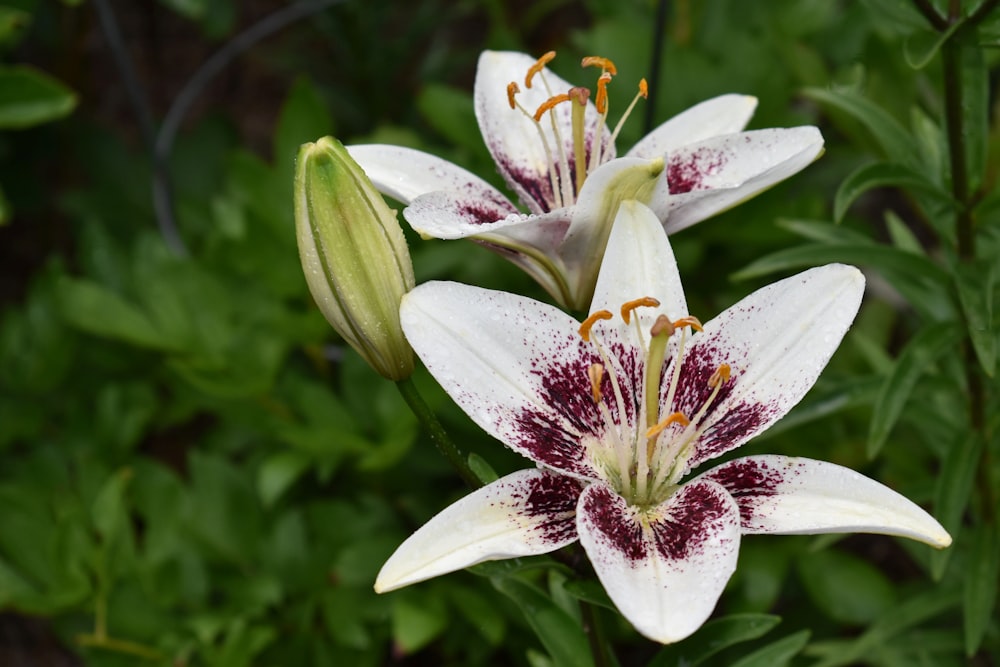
[396,377,482,488]
[581,599,613,667]
[76,634,164,661]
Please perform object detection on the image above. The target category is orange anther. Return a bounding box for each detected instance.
[525,51,557,89]
[581,56,618,76]
[650,314,675,338]
[638,78,648,99]
[646,411,691,438]
[506,82,520,109]
[595,72,612,114]
[620,297,660,324]
[578,310,613,341]
[709,363,731,388]
[533,93,571,121]
[588,363,604,403]
[672,316,704,332]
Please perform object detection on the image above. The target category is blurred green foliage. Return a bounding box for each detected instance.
[0,0,997,665]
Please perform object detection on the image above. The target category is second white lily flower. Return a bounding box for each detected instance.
[350,50,824,309]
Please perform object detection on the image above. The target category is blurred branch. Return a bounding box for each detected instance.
[643,0,669,134]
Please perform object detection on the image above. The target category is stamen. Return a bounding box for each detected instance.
[608,78,651,148]
[646,411,690,438]
[621,297,660,324]
[672,316,704,332]
[578,310,613,341]
[506,82,519,109]
[594,72,612,114]
[533,93,572,122]
[709,363,731,388]
[581,56,618,76]
[587,363,604,403]
[525,51,556,89]
[569,87,590,194]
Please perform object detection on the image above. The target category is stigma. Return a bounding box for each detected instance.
[506,51,649,211]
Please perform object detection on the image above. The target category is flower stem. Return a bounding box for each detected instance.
[396,377,482,488]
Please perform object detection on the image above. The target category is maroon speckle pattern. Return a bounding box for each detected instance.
[522,472,584,544]
[705,458,795,527]
[649,482,733,561]
[582,484,647,561]
[666,147,728,194]
[497,157,557,212]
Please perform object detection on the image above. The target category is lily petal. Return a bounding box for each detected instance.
[625,94,758,159]
[375,469,583,592]
[672,264,865,470]
[347,144,509,206]
[577,480,741,643]
[590,201,688,341]
[697,455,952,547]
[475,50,613,214]
[649,127,825,234]
[400,282,618,478]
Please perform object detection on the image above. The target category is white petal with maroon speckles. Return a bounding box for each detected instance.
[347,144,509,206]
[696,455,952,547]
[475,50,613,214]
[577,480,741,644]
[401,281,619,478]
[375,469,583,592]
[672,264,865,471]
[647,127,824,234]
[625,94,758,159]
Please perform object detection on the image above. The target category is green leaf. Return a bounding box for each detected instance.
[560,578,615,612]
[803,87,919,167]
[931,433,981,578]
[953,260,996,376]
[467,453,500,485]
[91,468,133,543]
[732,243,948,284]
[492,576,594,667]
[648,614,781,667]
[959,37,988,193]
[257,451,312,507]
[798,549,896,625]
[56,277,179,350]
[0,65,76,128]
[274,76,334,181]
[833,162,950,224]
[0,8,31,47]
[868,323,963,457]
[963,523,999,655]
[884,210,925,254]
[416,84,482,152]
[728,630,810,667]
[903,24,962,69]
[391,594,447,654]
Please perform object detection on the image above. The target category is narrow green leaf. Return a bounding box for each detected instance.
[728,630,810,667]
[391,595,447,654]
[257,451,312,507]
[0,65,77,128]
[798,550,896,625]
[91,468,133,543]
[776,218,873,244]
[561,579,616,612]
[903,24,962,69]
[492,576,594,667]
[833,162,951,223]
[963,524,999,655]
[931,433,981,579]
[467,453,500,485]
[868,323,962,457]
[648,614,781,667]
[56,277,179,350]
[732,243,948,284]
[953,260,996,376]
[803,88,918,167]
[884,210,925,254]
[416,84,482,153]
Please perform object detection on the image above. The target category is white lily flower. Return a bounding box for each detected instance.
[349,50,825,309]
[376,201,950,644]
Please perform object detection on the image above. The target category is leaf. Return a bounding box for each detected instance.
[391,594,448,654]
[803,87,919,167]
[732,243,947,284]
[868,323,963,458]
[903,24,962,69]
[728,630,810,667]
[492,576,594,667]
[0,65,76,128]
[960,37,988,193]
[56,277,179,350]
[931,433,981,578]
[257,451,312,507]
[467,453,500,485]
[884,210,925,254]
[648,614,781,667]
[776,218,874,244]
[416,84,482,152]
[953,260,996,376]
[833,162,950,224]
[273,76,334,181]
[798,550,896,625]
[963,524,999,655]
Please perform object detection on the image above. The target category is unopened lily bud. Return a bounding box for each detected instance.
[295,136,415,380]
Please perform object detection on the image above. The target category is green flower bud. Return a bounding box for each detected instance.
[295,136,415,380]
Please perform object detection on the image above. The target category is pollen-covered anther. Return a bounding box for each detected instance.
[525,50,557,88]
[578,310,613,342]
[646,411,691,438]
[595,72,612,114]
[672,315,704,332]
[581,55,618,76]
[650,314,675,338]
[506,82,520,109]
[620,297,660,324]
[533,93,572,122]
[709,363,731,388]
[638,78,648,99]
[587,363,604,403]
